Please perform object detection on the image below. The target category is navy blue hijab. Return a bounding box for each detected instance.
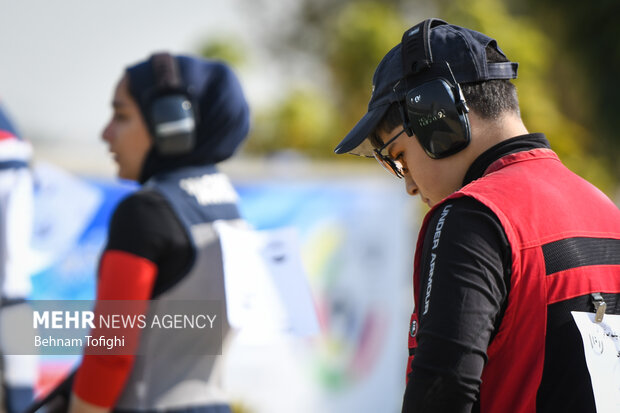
[126,54,250,183]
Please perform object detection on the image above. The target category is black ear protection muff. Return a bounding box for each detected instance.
[399,19,471,159]
[146,53,196,156]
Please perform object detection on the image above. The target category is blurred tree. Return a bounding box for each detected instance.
[327,2,410,125]
[438,0,617,193]
[229,0,417,158]
[516,0,620,179]
[200,37,247,68]
[244,88,341,157]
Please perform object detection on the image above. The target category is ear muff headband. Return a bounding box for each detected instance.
[399,19,471,159]
[147,53,196,156]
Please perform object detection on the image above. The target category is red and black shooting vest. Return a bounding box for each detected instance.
[408,148,620,412]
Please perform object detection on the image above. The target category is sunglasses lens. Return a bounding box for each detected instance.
[373,152,403,178]
[392,160,404,178]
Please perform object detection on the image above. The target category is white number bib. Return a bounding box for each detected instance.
[571,311,620,413]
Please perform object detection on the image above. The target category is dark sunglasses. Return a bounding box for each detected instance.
[373,128,407,178]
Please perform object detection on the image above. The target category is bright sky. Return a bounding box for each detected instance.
[0,0,278,146]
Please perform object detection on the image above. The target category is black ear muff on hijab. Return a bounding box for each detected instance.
[129,53,251,183]
[143,53,197,156]
[400,19,471,159]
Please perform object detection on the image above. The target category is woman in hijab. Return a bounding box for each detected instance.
[70,53,250,413]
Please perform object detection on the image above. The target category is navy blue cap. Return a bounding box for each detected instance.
[126,54,250,183]
[334,19,518,156]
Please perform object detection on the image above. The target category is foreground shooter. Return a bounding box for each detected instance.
[335,19,620,413]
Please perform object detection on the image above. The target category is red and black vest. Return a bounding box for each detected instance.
[408,148,620,412]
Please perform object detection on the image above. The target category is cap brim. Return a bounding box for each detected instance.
[334,104,389,157]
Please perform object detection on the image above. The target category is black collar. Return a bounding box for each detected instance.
[462,133,550,186]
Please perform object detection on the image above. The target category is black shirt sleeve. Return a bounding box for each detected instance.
[403,196,511,413]
[105,189,193,296]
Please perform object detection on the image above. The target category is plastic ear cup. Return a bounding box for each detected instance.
[150,94,196,156]
[405,78,470,158]
[146,53,197,156]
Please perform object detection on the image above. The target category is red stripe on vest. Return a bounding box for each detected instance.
[547,264,620,304]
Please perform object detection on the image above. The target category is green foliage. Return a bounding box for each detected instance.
[239,0,410,158]
[199,37,247,68]
[327,2,408,122]
[517,0,620,166]
[244,88,342,157]
[438,0,616,193]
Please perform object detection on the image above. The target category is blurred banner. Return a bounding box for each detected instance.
[30,163,417,413]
